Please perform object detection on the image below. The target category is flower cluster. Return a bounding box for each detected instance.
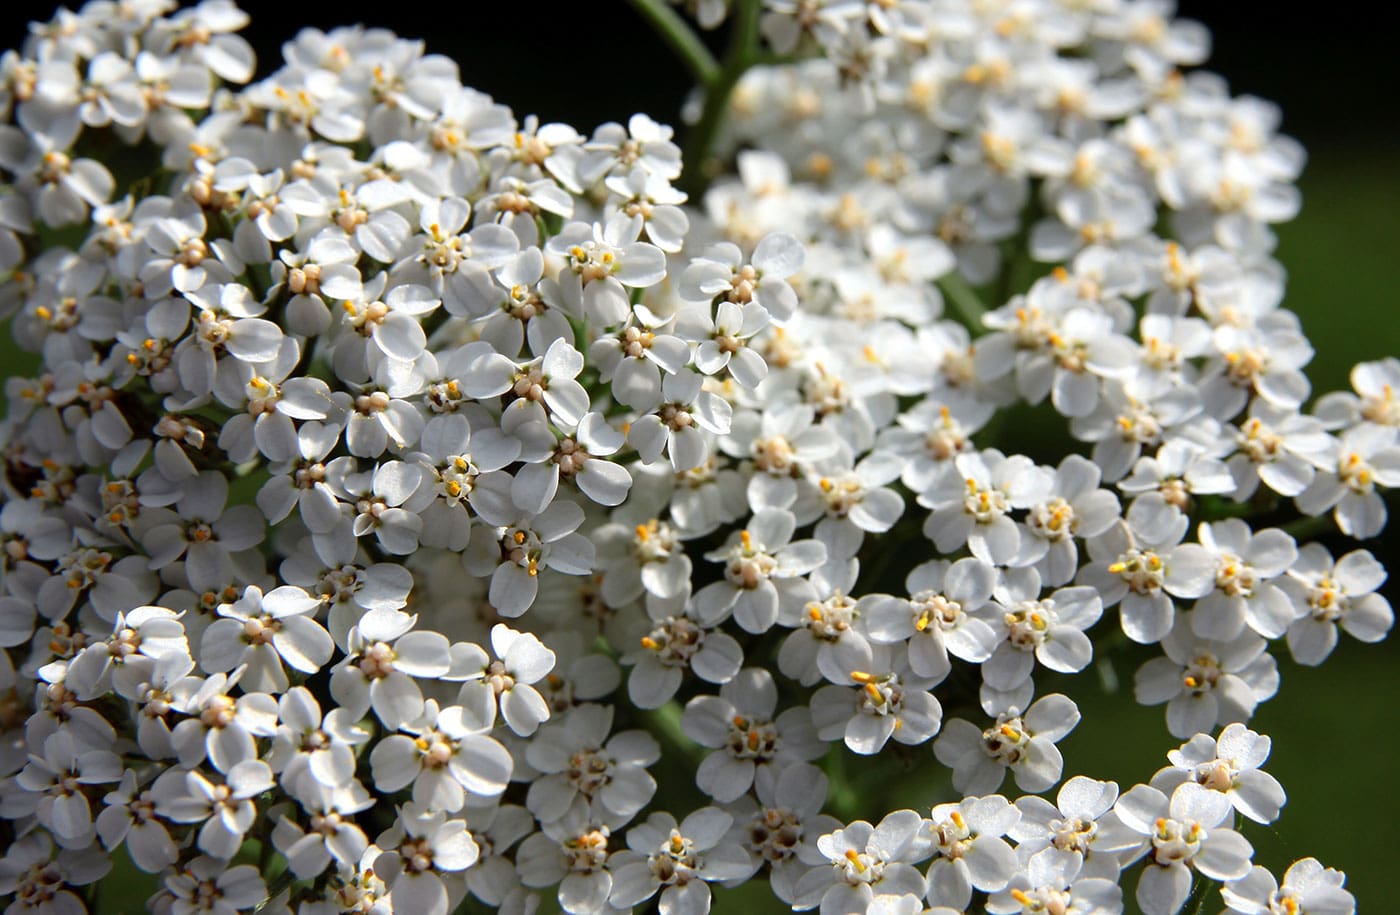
[0,1,1387,914]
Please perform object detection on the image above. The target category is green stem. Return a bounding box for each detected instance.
[996,191,1045,306]
[625,0,721,85]
[679,0,763,198]
[641,700,705,763]
[936,272,990,334]
[1184,875,1216,915]
[257,869,297,911]
[825,746,861,821]
[1280,511,1335,541]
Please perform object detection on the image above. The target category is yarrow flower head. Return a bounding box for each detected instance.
[0,1,1388,914]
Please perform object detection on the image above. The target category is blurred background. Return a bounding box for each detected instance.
[1,2,1396,912]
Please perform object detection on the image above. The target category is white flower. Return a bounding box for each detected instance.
[141,469,265,592]
[1010,776,1141,881]
[923,795,1020,909]
[1225,403,1335,501]
[155,0,257,83]
[628,369,734,472]
[580,113,682,183]
[474,245,574,356]
[863,557,1000,683]
[163,858,267,915]
[94,770,178,873]
[695,507,826,633]
[463,493,594,617]
[920,450,1054,565]
[329,609,452,729]
[678,299,771,389]
[152,759,274,859]
[934,694,1081,795]
[1078,519,1220,645]
[63,604,190,701]
[376,807,481,915]
[267,685,369,791]
[794,810,931,915]
[625,613,744,708]
[517,412,633,509]
[545,216,667,327]
[1151,723,1286,825]
[595,515,692,606]
[1279,544,1393,665]
[1222,858,1356,915]
[680,233,803,321]
[810,645,943,755]
[0,128,115,228]
[368,699,513,810]
[1119,439,1236,546]
[1134,619,1279,738]
[981,568,1103,691]
[1171,520,1298,641]
[608,808,755,915]
[393,195,518,319]
[1019,454,1122,586]
[14,730,121,844]
[168,672,278,771]
[271,778,373,879]
[515,806,616,915]
[725,403,843,514]
[1295,423,1400,539]
[525,703,659,826]
[591,305,691,411]
[456,624,556,737]
[139,205,234,297]
[985,870,1124,915]
[778,561,873,687]
[729,762,841,905]
[1315,357,1400,431]
[808,451,906,560]
[1116,782,1254,915]
[681,668,822,801]
[199,584,334,692]
[605,167,690,252]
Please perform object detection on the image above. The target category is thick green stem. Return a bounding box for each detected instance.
[679,0,763,198]
[625,0,720,85]
[937,272,990,334]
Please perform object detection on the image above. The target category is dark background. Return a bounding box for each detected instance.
[5,2,1396,154]
[3,3,1397,912]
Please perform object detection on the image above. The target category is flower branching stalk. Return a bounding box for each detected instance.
[625,0,721,85]
[626,0,766,197]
